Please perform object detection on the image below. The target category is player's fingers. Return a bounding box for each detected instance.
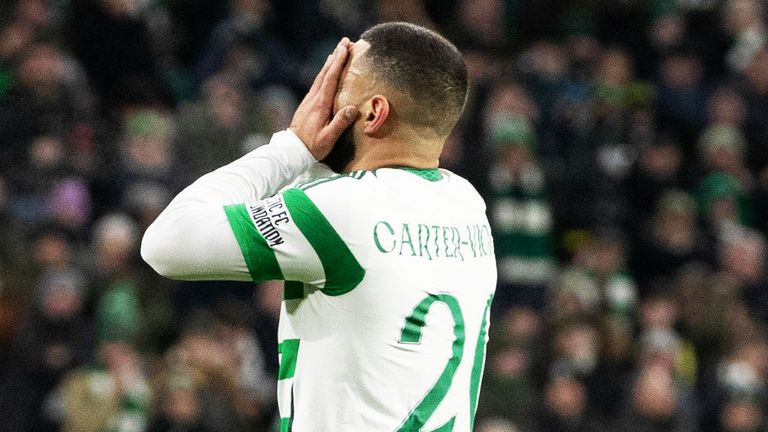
[309,53,335,95]
[322,105,358,142]
[319,38,351,104]
[310,38,348,96]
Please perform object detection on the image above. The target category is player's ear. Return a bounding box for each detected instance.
[362,95,389,136]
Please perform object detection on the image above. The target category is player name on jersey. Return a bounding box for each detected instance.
[373,221,493,260]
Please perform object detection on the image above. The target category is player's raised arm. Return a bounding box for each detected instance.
[141,38,358,281]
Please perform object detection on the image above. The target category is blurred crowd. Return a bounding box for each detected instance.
[0,0,766,431]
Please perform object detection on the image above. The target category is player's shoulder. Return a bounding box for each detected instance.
[437,168,488,211]
[436,168,476,189]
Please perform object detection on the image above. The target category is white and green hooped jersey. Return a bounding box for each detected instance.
[141,130,497,432]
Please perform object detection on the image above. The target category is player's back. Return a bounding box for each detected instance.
[279,167,496,431]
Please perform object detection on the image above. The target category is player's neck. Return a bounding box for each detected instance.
[346,136,442,172]
[346,154,439,172]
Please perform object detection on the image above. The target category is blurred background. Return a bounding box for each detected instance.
[0,0,766,431]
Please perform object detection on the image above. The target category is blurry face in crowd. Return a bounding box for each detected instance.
[577,238,626,276]
[632,364,678,419]
[554,324,599,374]
[34,232,72,268]
[17,43,63,94]
[485,84,539,125]
[377,0,431,24]
[15,0,50,28]
[29,136,64,170]
[706,146,744,175]
[640,296,677,330]
[166,387,200,424]
[567,34,601,67]
[476,419,520,432]
[42,284,82,321]
[490,346,529,379]
[204,78,243,129]
[725,0,764,35]
[597,49,632,86]
[545,375,586,420]
[721,235,766,284]
[708,87,746,126]
[94,216,138,273]
[654,208,696,249]
[721,399,764,432]
[459,0,505,45]
[734,341,768,379]
[661,54,702,89]
[499,307,541,344]
[651,15,685,49]
[101,0,142,17]
[232,0,270,18]
[180,331,238,370]
[100,340,139,371]
[744,50,768,96]
[523,42,568,81]
[0,21,34,60]
[499,144,531,173]
[126,132,172,170]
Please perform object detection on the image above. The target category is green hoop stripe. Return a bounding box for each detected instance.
[469,294,493,430]
[224,204,284,282]
[279,417,292,432]
[282,188,365,296]
[278,339,300,380]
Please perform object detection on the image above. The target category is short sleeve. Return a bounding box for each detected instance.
[224,188,365,294]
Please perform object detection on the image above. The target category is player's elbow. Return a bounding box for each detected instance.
[141,222,189,280]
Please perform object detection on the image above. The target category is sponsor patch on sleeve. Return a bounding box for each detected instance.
[247,196,291,247]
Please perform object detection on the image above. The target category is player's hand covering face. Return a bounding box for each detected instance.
[289,38,359,162]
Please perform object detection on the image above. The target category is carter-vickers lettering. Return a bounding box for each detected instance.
[372,220,493,260]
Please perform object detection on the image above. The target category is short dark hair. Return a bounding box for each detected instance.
[360,22,468,135]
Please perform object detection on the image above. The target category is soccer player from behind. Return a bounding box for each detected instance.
[142,22,496,431]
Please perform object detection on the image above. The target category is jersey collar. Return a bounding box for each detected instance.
[394,167,443,182]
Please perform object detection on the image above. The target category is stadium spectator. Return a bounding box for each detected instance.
[718,395,766,432]
[59,339,151,432]
[157,312,258,432]
[475,418,521,432]
[535,364,607,432]
[489,115,554,310]
[719,230,768,324]
[632,189,710,287]
[614,363,698,432]
[475,308,540,429]
[0,268,93,432]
